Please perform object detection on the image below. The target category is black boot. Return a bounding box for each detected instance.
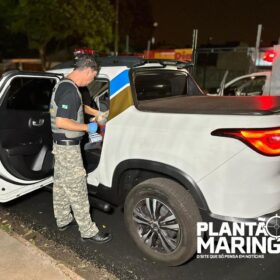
[81,231,112,244]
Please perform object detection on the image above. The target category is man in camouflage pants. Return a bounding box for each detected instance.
[50,53,111,243]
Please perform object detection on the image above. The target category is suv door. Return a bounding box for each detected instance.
[0,71,60,184]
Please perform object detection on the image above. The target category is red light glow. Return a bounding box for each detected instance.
[263,50,276,63]
[240,129,280,155]
[212,128,280,156]
[74,48,95,56]
[257,96,277,110]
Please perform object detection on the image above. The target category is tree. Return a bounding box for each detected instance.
[10,0,114,69]
[0,0,31,59]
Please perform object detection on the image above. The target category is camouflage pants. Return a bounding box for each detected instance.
[52,143,99,238]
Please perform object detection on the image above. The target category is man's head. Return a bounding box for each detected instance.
[69,54,99,86]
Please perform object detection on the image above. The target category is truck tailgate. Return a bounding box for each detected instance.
[137,96,280,115]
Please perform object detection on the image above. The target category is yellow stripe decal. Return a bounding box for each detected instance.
[109,86,134,120]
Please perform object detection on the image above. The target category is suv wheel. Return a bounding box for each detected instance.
[124,177,201,266]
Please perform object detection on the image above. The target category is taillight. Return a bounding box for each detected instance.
[211,128,280,156]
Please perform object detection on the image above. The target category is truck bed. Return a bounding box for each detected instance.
[137,96,280,115]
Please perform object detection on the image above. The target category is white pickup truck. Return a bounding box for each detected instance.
[0,57,279,266]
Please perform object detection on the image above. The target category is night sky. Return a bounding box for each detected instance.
[151,0,279,47]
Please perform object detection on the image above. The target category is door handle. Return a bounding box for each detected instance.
[30,119,45,127]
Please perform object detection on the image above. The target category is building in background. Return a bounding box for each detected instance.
[144,48,193,61]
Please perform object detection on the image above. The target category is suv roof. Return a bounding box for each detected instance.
[50,56,193,70]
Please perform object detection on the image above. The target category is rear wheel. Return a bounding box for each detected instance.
[124,177,201,266]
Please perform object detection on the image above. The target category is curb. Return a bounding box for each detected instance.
[10,230,85,280]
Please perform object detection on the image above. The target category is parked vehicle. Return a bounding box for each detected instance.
[0,57,279,266]
[217,71,272,96]
[215,47,280,96]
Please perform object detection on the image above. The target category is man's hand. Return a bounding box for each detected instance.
[95,110,109,125]
[87,122,98,133]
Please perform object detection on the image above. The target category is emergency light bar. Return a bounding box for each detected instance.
[74,48,95,56]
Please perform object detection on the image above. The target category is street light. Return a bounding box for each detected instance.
[151,22,158,46]
[114,0,119,56]
[146,22,158,59]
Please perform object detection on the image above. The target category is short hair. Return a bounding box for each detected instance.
[74,53,99,71]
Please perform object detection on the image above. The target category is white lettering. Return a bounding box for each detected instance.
[196,220,280,256]
[251,237,267,253]
[208,222,219,236]
[231,237,245,253]
[220,223,232,236]
[255,223,267,236]
[246,236,251,253]
[267,238,280,254]
[197,237,215,253]
[197,222,208,236]
[215,237,230,254]
[232,223,245,236]
[246,222,257,236]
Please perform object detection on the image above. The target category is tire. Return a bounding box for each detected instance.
[124,177,201,266]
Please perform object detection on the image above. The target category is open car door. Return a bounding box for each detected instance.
[0,71,61,202]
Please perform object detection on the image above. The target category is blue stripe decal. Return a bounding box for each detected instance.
[110,69,130,97]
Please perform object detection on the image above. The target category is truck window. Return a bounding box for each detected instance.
[134,70,203,101]
[88,80,109,111]
[5,77,56,111]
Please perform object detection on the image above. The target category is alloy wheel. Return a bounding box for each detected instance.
[132,197,181,254]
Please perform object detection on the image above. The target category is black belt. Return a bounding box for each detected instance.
[54,140,80,146]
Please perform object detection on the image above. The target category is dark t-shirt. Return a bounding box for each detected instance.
[79,86,98,123]
[80,87,91,107]
[53,79,82,141]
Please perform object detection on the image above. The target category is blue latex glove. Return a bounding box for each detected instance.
[87,122,98,133]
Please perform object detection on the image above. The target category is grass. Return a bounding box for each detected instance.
[0,222,13,233]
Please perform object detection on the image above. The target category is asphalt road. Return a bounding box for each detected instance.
[1,188,279,280]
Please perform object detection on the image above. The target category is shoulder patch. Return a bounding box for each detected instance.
[62,104,68,109]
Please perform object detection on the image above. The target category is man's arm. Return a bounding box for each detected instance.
[84,105,99,117]
[56,117,88,132]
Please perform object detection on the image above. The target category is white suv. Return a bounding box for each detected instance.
[0,57,279,266]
